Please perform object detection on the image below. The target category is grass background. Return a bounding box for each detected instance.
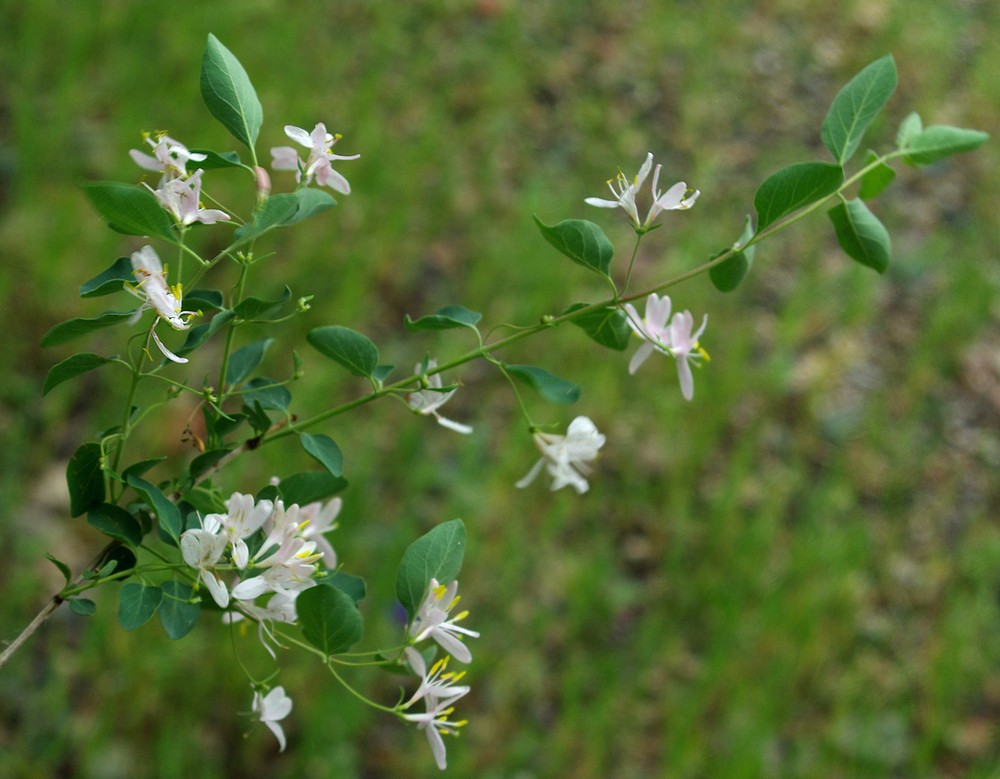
[2,1,999,777]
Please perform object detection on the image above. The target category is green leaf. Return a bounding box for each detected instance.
[44,553,72,587]
[298,583,363,655]
[189,149,244,169]
[563,304,630,351]
[754,161,844,233]
[827,198,892,274]
[43,353,110,396]
[121,458,166,481]
[225,338,273,386]
[118,583,163,630]
[710,215,757,292]
[184,289,224,311]
[307,325,379,378]
[278,472,348,506]
[372,364,395,385]
[80,257,134,297]
[101,546,137,579]
[896,112,923,149]
[857,150,896,200]
[300,434,344,477]
[404,305,482,332]
[533,216,614,278]
[127,474,181,542]
[396,519,466,620]
[159,581,200,639]
[41,311,135,348]
[242,377,291,411]
[200,34,262,149]
[506,364,580,404]
[233,286,292,320]
[88,503,143,547]
[284,188,338,225]
[175,310,236,358]
[901,125,990,166]
[821,54,897,165]
[70,599,97,616]
[67,443,104,517]
[188,448,233,479]
[82,183,177,242]
[234,193,299,242]
[328,571,366,603]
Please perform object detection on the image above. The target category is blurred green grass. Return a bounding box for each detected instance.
[2,1,1000,777]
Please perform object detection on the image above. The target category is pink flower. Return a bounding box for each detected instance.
[623,293,708,400]
[271,123,359,193]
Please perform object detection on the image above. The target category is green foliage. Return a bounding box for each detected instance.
[80,257,133,297]
[199,34,263,150]
[505,364,581,404]
[43,353,111,396]
[298,583,364,655]
[710,216,756,292]
[299,433,344,477]
[158,581,200,639]
[901,124,990,165]
[821,54,897,164]
[224,337,273,386]
[69,598,97,616]
[277,472,347,505]
[118,583,163,630]
[87,503,143,547]
[82,183,178,242]
[40,311,134,348]
[176,310,236,358]
[754,162,844,233]
[126,475,182,542]
[67,443,104,517]
[241,377,292,411]
[828,198,892,273]
[307,325,379,378]
[564,303,631,351]
[232,286,292,321]
[396,519,466,620]
[404,305,482,331]
[533,216,614,279]
[858,151,897,200]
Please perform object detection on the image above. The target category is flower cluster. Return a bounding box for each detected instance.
[586,151,699,232]
[271,122,359,193]
[516,416,607,494]
[623,292,709,401]
[131,132,230,226]
[403,578,479,769]
[181,492,340,654]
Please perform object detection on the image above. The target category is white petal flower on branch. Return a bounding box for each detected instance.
[252,685,293,752]
[406,360,473,435]
[623,293,709,401]
[129,132,206,184]
[270,122,359,193]
[402,696,469,771]
[297,496,342,568]
[218,492,274,570]
[180,515,230,608]
[126,245,194,364]
[515,416,606,494]
[585,152,698,231]
[408,579,480,664]
[403,647,471,710]
[148,169,230,226]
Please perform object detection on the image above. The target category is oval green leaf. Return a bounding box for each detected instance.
[80,257,133,298]
[563,304,630,351]
[68,443,105,517]
[278,471,348,506]
[307,325,379,378]
[506,364,580,404]
[710,215,757,292]
[44,353,111,396]
[821,54,897,165]
[200,34,263,149]
[127,474,182,542]
[902,125,990,166]
[88,503,143,547]
[754,161,844,233]
[404,305,483,331]
[159,581,200,639]
[298,583,364,655]
[41,311,135,348]
[300,433,344,477]
[119,583,163,630]
[82,183,177,242]
[396,518,466,620]
[225,338,273,386]
[533,216,614,278]
[827,198,891,274]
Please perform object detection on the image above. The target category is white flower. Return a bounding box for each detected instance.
[622,293,708,401]
[406,360,472,435]
[252,685,293,752]
[298,497,342,568]
[403,647,470,710]
[585,152,698,231]
[515,416,606,494]
[180,515,230,608]
[129,132,206,184]
[402,694,469,771]
[147,169,230,226]
[216,492,274,570]
[126,245,193,364]
[271,123,359,193]
[409,579,480,664]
